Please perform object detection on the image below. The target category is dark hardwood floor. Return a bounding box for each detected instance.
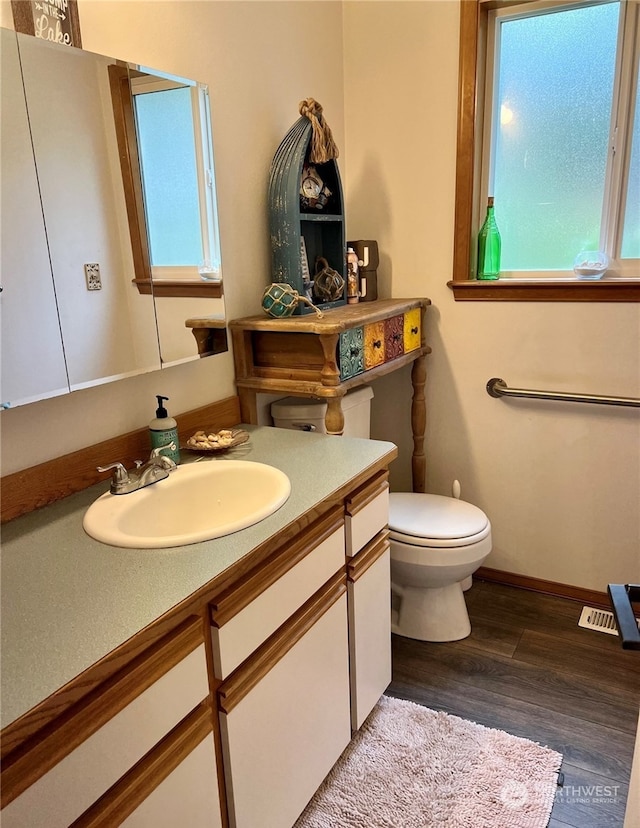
[387,579,640,828]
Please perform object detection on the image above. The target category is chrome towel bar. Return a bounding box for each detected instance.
[487,378,640,408]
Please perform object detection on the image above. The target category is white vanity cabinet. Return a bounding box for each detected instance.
[218,579,351,828]
[345,472,392,730]
[210,507,352,828]
[209,474,392,828]
[0,617,223,828]
[1,450,395,828]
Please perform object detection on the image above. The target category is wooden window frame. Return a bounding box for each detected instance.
[108,65,223,300]
[448,0,640,302]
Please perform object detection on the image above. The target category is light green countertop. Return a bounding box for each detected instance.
[1,426,396,730]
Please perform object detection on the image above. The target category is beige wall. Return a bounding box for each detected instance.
[343,1,640,591]
[2,0,638,592]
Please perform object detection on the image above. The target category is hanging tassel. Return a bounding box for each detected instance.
[298,98,339,163]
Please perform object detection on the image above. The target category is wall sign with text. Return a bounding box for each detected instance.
[11,0,82,48]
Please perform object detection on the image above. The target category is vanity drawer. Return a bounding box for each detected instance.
[210,508,345,680]
[1,618,209,828]
[403,308,421,353]
[345,472,389,557]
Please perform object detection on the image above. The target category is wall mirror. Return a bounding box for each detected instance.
[0,28,226,409]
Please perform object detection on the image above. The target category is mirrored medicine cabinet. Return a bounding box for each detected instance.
[0,27,227,410]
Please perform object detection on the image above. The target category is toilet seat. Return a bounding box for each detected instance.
[389,493,490,548]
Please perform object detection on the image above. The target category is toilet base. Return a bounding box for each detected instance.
[391,580,471,642]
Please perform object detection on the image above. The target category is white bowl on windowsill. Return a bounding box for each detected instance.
[573,250,609,280]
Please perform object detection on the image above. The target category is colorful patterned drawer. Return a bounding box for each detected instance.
[339,327,365,380]
[384,315,404,361]
[403,309,421,353]
[364,322,385,370]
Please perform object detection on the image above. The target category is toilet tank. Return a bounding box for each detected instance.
[271,386,374,438]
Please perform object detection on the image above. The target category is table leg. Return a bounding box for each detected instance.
[325,397,344,436]
[411,355,426,492]
[238,388,258,425]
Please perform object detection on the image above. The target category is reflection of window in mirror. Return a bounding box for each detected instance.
[109,66,223,299]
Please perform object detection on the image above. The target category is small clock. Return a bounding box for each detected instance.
[300,164,331,210]
[301,167,322,199]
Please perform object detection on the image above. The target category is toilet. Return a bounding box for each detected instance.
[270,387,492,643]
[389,493,491,642]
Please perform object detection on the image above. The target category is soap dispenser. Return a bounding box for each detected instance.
[149,395,181,465]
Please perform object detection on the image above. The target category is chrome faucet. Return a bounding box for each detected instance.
[97,442,178,495]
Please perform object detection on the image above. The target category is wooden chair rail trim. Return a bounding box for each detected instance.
[345,471,389,516]
[217,571,347,715]
[1,616,204,807]
[209,506,344,628]
[69,703,214,828]
[1,396,241,523]
[347,531,390,583]
[476,567,611,609]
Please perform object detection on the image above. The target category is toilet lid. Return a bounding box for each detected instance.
[388,493,490,548]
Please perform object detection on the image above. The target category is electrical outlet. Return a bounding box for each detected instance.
[84,263,102,291]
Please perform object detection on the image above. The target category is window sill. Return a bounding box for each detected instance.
[133,279,223,299]
[447,279,640,302]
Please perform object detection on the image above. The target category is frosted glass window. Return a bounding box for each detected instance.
[134,87,203,267]
[491,2,620,271]
[621,62,640,259]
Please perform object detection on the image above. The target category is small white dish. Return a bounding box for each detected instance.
[573,250,609,280]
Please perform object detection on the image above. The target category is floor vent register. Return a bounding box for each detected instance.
[578,606,621,636]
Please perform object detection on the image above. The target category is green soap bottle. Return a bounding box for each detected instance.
[477,197,501,280]
[149,395,181,465]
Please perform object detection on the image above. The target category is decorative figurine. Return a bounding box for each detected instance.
[262,283,323,318]
[312,257,345,303]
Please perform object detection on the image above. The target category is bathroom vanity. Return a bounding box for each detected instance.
[0,426,396,828]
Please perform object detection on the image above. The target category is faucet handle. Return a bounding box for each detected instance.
[149,442,178,471]
[97,462,130,491]
[149,441,176,458]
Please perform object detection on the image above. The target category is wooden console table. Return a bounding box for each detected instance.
[229,298,431,492]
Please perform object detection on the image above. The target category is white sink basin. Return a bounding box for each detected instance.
[83,460,291,548]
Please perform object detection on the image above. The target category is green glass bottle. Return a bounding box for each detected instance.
[477,197,501,280]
